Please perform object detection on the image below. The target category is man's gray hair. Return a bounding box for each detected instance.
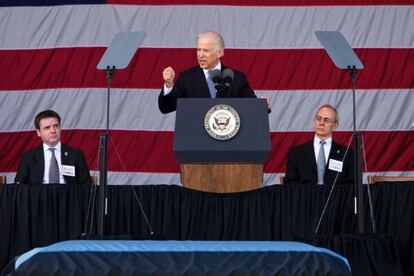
[316,104,339,123]
[197,31,225,52]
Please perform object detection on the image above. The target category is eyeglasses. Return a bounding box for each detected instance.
[314,115,336,124]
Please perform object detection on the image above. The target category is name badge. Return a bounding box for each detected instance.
[61,165,76,177]
[328,159,343,173]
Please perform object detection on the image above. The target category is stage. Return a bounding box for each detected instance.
[0,183,410,275]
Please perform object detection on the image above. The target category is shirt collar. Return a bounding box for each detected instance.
[203,62,222,77]
[314,135,332,146]
[43,141,62,153]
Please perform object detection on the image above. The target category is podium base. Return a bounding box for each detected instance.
[180,163,263,193]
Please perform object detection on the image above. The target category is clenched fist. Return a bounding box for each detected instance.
[163,66,175,88]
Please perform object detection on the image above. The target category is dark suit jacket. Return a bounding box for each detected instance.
[158,65,256,114]
[285,140,354,185]
[14,144,91,185]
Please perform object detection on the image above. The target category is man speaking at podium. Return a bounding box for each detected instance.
[158,31,256,114]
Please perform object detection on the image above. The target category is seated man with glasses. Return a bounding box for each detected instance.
[285,104,354,185]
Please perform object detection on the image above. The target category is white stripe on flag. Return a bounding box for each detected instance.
[1,88,413,132]
[2,171,414,185]
[0,5,413,49]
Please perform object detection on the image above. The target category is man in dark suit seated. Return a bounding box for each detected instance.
[15,110,91,185]
[158,31,257,114]
[285,104,354,185]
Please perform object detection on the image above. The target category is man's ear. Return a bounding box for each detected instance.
[36,129,41,137]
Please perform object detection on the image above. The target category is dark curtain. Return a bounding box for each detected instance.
[1,183,413,275]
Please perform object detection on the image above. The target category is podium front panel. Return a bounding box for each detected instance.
[174,98,271,163]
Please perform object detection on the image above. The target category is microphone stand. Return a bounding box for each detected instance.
[214,84,226,98]
[97,65,115,236]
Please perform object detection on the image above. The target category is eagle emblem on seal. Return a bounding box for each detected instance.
[214,117,231,130]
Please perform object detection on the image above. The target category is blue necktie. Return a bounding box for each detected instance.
[207,71,216,98]
[317,141,326,185]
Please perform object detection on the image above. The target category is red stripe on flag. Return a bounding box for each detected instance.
[2,130,413,174]
[1,48,413,91]
[265,131,414,173]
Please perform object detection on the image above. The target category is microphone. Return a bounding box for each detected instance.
[210,69,222,90]
[222,68,234,88]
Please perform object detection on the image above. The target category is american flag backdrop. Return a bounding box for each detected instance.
[0,0,413,185]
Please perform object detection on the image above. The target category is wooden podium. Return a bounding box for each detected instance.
[174,99,271,193]
[180,163,263,193]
